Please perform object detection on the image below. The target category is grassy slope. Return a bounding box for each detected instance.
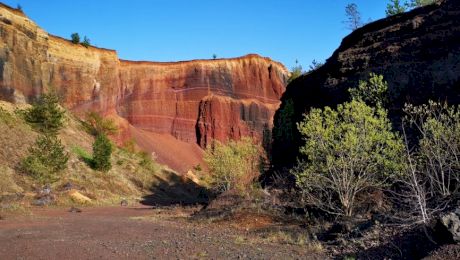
[0,101,202,208]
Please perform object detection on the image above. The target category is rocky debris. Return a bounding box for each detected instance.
[67,189,92,204]
[120,199,128,207]
[62,182,73,191]
[440,208,460,242]
[69,206,82,213]
[33,185,55,206]
[32,196,54,206]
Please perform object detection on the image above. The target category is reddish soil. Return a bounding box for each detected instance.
[0,205,324,259]
[130,127,204,173]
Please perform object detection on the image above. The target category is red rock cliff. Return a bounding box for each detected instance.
[0,4,288,172]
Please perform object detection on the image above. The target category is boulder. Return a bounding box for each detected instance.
[440,208,460,242]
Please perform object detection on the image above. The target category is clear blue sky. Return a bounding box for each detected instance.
[3,0,388,70]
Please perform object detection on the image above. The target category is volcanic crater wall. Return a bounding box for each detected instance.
[272,0,460,168]
[0,2,288,167]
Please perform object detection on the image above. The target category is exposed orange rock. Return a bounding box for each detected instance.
[0,4,288,172]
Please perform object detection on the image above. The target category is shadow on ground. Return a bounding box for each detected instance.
[140,169,209,207]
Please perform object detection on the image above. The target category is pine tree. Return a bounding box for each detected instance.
[21,135,69,183]
[24,92,65,135]
[386,0,408,16]
[92,134,112,172]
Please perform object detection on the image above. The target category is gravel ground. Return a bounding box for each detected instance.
[0,205,325,259]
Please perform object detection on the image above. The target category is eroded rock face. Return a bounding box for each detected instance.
[0,3,288,171]
[272,0,460,168]
[117,57,286,146]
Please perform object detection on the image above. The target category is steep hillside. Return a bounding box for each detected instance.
[0,3,288,172]
[0,100,203,208]
[272,0,460,168]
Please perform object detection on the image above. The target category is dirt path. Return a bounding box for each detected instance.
[0,205,323,259]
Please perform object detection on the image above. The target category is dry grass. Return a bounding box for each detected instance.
[0,101,189,207]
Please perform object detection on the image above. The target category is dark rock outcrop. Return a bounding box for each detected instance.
[272,0,460,169]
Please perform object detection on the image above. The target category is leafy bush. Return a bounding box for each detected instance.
[70,33,80,44]
[204,137,265,193]
[398,101,460,223]
[23,92,65,135]
[21,135,69,184]
[82,111,118,136]
[92,134,113,172]
[294,99,404,216]
[349,73,389,107]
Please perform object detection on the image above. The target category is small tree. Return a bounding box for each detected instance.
[386,0,408,16]
[21,135,69,184]
[24,92,65,135]
[308,59,324,72]
[349,73,389,107]
[81,36,91,48]
[344,3,363,31]
[294,100,404,216]
[71,33,80,44]
[16,4,22,11]
[396,101,460,223]
[212,54,217,59]
[92,134,112,172]
[204,137,265,193]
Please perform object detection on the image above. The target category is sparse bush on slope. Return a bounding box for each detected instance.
[21,134,69,184]
[204,137,266,194]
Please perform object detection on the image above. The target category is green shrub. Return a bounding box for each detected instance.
[21,135,69,184]
[82,111,118,136]
[70,33,80,44]
[72,145,93,166]
[23,92,65,135]
[399,101,460,223]
[0,107,16,126]
[92,134,112,172]
[385,0,435,17]
[349,73,389,107]
[404,101,460,196]
[294,99,404,216]
[81,36,91,48]
[138,151,160,172]
[204,137,265,193]
[386,0,408,16]
[288,64,303,84]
